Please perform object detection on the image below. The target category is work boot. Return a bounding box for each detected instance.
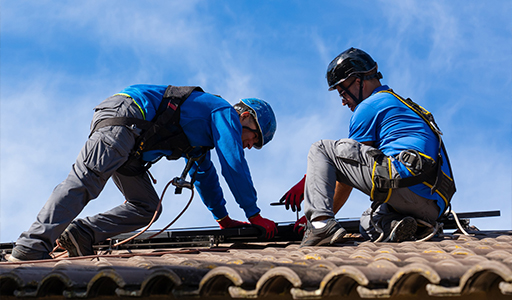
[7,245,52,262]
[388,216,417,242]
[56,223,95,257]
[300,218,346,247]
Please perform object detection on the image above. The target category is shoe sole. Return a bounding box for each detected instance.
[302,227,347,247]
[7,255,23,262]
[389,217,417,242]
[7,253,52,262]
[57,230,83,257]
[322,227,347,246]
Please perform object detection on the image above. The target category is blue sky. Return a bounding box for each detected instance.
[1,1,511,243]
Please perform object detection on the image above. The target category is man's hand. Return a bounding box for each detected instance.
[294,215,307,237]
[279,175,306,212]
[217,215,250,229]
[249,214,277,239]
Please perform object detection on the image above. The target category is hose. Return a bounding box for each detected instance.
[49,174,195,259]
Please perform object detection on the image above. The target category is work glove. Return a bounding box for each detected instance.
[279,175,306,212]
[217,215,250,229]
[249,214,277,239]
[294,215,307,237]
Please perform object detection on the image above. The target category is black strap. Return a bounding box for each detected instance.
[88,85,207,177]
[367,149,438,189]
[373,165,437,189]
[89,118,153,138]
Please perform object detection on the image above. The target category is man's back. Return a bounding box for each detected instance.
[349,86,439,159]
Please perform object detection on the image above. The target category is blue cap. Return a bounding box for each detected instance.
[239,98,277,149]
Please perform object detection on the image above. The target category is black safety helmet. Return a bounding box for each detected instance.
[326,47,381,91]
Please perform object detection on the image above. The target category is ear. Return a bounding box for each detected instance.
[240,111,251,121]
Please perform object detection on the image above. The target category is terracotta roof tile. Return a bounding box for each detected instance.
[2,232,512,299]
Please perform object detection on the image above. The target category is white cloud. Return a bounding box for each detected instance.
[1,0,511,243]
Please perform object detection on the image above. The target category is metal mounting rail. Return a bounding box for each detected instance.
[92,210,500,250]
[0,210,501,252]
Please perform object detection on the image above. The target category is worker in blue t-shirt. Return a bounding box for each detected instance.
[280,48,455,246]
[9,85,278,262]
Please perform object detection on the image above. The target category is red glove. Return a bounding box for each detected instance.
[294,215,307,237]
[279,175,306,212]
[249,214,277,239]
[217,215,250,229]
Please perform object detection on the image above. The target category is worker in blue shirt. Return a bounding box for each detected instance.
[9,85,278,261]
[280,48,455,246]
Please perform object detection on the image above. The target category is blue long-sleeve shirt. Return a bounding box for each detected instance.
[118,84,260,220]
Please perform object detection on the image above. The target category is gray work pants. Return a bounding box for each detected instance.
[303,139,439,241]
[15,95,161,254]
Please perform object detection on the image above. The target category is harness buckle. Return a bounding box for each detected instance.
[398,149,423,173]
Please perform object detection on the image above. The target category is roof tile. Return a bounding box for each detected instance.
[2,232,512,298]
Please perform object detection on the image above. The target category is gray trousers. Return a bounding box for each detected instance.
[16,95,161,254]
[303,139,439,241]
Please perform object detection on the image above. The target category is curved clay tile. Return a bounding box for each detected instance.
[36,273,72,298]
[134,267,182,297]
[85,269,125,298]
[427,260,512,297]
[198,266,243,297]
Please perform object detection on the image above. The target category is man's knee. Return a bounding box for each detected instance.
[308,139,333,160]
[309,140,325,153]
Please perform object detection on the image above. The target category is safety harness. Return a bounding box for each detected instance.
[90,85,212,182]
[368,89,456,215]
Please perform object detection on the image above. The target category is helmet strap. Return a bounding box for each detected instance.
[357,78,364,105]
[338,76,365,106]
[353,72,382,105]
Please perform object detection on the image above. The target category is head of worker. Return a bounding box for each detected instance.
[233,98,277,150]
[326,47,383,112]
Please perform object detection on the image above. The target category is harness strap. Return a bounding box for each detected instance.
[373,165,437,189]
[367,149,437,200]
[89,85,208,176]
[370,89,456,215]
[89,117,153,138]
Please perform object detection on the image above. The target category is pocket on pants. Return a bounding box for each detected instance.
[334,139,364,165]
[83,128,132,178]
[93,96,125,111]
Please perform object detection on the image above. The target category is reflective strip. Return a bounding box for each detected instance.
[419,152,435,162]
[114,93,146,120]
[383,157,393,202]
[371,161,378,200]
[370,158,393,202]
[443,171,454,182]
[422,181,449,207]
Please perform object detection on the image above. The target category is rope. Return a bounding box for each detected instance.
[49,173,195,259]
[371,203,471,243]
[414,219,441,242]
[4,249,203,265]
[103,178,195,252]
[147,189,194,239]
[449,207,470,236]
[371,206,386,243]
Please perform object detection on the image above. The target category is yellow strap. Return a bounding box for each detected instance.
[371,161,377,200]
[378,90,455,204]
[114,93,146,120]
[377,90,436,133]
[370,159,393,203]
[383,157,392,202]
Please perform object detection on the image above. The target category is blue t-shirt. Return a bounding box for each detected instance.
[349,85,451,215]
[118,84,259,220]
